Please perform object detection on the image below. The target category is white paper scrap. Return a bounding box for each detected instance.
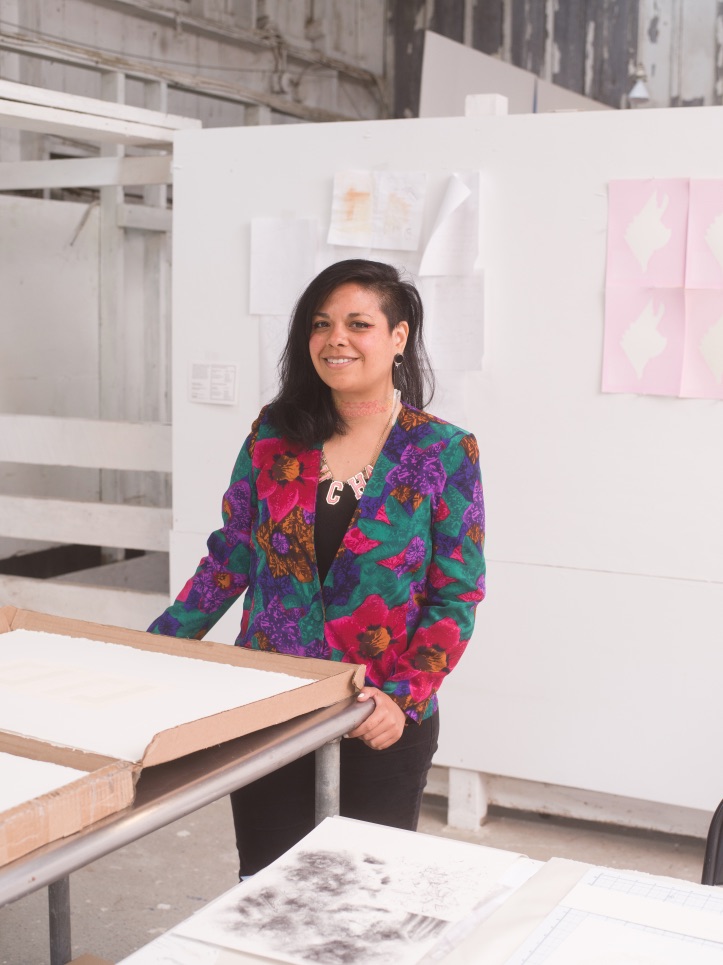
[0,752,86,813]
[249,218,318,316]
[0,629,310,762]
[419,172,480,276]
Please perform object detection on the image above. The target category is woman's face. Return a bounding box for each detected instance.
[308,283,408,401]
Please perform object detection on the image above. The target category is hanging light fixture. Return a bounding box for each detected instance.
[628,64,650,108]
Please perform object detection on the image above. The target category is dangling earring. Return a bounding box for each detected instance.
[392,353,404,391]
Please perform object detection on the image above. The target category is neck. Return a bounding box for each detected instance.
[334,389,398,423]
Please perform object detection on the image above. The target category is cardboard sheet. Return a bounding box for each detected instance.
[0,733,135,867]
[0,606,365,863]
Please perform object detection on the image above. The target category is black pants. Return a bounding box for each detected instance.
[230,711,439,876]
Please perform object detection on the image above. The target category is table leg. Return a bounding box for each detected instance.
[48,875,72,965]
[315,738,341,824]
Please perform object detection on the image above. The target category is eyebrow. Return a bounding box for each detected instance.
[311,311,373,318]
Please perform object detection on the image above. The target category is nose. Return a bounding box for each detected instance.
[327,322,348,346]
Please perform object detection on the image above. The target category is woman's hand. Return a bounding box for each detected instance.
[347,687,406,750]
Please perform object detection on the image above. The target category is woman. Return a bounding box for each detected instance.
[149,259,485,875]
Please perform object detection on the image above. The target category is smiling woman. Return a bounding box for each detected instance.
[148,259,486,876]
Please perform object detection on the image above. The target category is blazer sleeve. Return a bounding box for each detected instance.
[382,432,486,722]
[147,425,258,640]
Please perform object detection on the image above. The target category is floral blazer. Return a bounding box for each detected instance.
[149,403,486,723]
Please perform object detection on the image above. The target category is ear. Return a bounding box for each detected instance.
[394,321,409,352]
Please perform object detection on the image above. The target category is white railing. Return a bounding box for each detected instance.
[0,415,172,629]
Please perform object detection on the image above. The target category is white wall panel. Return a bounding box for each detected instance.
[436,561,723,812]
[0,194,99,420]
[170,106,723,812]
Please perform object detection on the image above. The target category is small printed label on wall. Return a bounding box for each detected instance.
[189,362,238,405]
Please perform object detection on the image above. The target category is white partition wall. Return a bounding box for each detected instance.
[171,107,723,827]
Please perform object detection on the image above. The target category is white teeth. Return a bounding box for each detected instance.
[326,358,353,364]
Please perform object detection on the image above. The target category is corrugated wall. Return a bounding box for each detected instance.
[392,0,645,115]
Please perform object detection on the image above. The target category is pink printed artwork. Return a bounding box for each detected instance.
[606,179,689,289]
[602,287,685,396]
[681,290,723,400]
[686,180,723,289]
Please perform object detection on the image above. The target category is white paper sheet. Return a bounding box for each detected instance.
[537,916,723,965]
[326,170,373,247]
[249,218,318,316]
[259,315,288,406]
[327,170,426,251]
[189,362,239,405]
[371,170,427,251]
[120,933,223,964]
[506,867,723,964]
[419,172,480,276]
[0,630,310,762]
[421,274,484,371]
[176,816,525,965]
[0,752,86,813]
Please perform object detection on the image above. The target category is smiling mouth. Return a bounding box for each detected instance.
[323,357,357,365]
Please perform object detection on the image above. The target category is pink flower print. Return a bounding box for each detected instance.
[410,619,462,674]
[254,438,318,521]
[325,594,407,666]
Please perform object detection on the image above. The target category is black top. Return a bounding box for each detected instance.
[314,478,358,585]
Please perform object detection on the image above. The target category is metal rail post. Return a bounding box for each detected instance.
[48,875,71,965]
[315,738,341,824]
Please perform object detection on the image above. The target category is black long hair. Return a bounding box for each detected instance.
[270,260,435,447]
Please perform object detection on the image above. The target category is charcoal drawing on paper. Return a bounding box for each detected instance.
[178,846,450,965]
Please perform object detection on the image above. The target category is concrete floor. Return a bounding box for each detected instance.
[0,794,707,965]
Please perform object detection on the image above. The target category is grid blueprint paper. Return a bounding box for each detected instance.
[505,866,723,964]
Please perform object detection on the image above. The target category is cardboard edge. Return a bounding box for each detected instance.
[0,758,137,867]
[141,663,366,766]
[0,731,124,773]
[0,604,17,634]
[2,607,354,681]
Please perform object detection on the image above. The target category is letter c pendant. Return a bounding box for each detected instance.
[325,480,344,505]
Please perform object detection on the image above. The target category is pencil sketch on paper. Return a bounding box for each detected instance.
[177,847,452,965]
